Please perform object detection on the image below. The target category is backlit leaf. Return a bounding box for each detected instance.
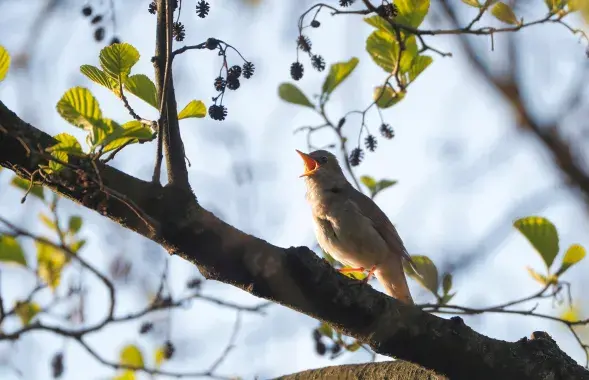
[491,2,520,25]
[99,43,140,80]
[404,255,438,294]
[0,235,27,266]
[322,57,359,95]
[395,0,430,28]
[124,74,158,108]
[14,301,40,325]
[407,55,432,83]
[0,45,10,82]
[46,133,84,156]
[36,241,69,290]
[374,86,405,108]
[68,216,83,234]
[366,31,417,73]
[178,100,206,119]
[80,65,118,92]
[514,216,559,269]
[462,0,481,7]
[555,244,586,276]
[119,344,144,369]
[278,83,314,108]
[360,176,377,192]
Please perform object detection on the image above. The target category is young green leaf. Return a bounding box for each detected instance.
[46,133,84,156]
[113,371,136,380]
[99,42,140,80]
[14,301,41,325]
[544,0,566,11]
[36,240,69,290]
[461,0,481,7]
[119,344,144,369]
[39,213,58,231]
[374,179,398,195]
[322,57,359,95]
[0,45,10,82]
[555,244,586,276]
[442,273,452,294]
[154,346,166,368]
[374,86,405,108]
[124,74,158,108]
[100,120,154,153]
[360,175,377,193]
[68,216,83,234]
[404,255,438,295]
[56,87,108,146]
[514,216,559,270]
[526,266,555,285]
[318,322,333,339]
[178,100,207,119]
[364,15,394,34]
[366,31,417,74]
[0,235,27,266]
[407,55,433,83]
[346,342,362,352]
[395,0,430,28]
[80,65,117,92]
[48,151,69,173]
[278,83,314,108]
[491,2,520,25]
[11,176,44,201]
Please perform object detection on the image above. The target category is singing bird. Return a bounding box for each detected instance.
[297,149,414,304]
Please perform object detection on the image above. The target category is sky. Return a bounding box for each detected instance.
[0,0,589,379]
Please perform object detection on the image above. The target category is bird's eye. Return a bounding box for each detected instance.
[319,156,328,164]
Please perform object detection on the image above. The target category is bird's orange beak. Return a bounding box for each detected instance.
[296,149,319,177]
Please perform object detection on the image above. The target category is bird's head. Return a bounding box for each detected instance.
[296,149,346,185]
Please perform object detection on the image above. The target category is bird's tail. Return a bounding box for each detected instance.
[374,256,414,305]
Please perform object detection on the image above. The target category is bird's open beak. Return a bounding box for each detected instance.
[296,149,319,177]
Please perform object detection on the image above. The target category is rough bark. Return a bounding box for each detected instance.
[1,101,588,380]
[276,360,447,380]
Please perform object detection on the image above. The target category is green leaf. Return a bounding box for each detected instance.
[374,179,398,195]
[178,100,206,119]
[37,241,69,290]
[404,255,438,294]
[366,31,417,74]
[154,346,166,368]
[407,55,433,83]
[0,235,27,266]
[124,74,158,108]
[545,0,566,11]
[491,2,520,25]
[80,65,118,92]
[440,292,455,305]
[69,239,86,253]
[56,87,107,146]
[395,0,430,28]
[99,43,140,80]
[555,244,586,276]
[0,45,10,82]
[11,176,44,201]
[14,301,40,325]
[48,151,69,173]
[46,133,84,156]
[318,322,333,339]
[39,213,58,231]
[526,266,553,285]
[461,0,481,7]
[364,15,394,34]
[119,344,144,369]
[322,57,359,95]
[278,83,314,108]
[68,216,83,234]
[514,216,559,269]
[346,342,362,352]
[374,86,405,108]
[113,371,136,380]
[360,175,377,192]
[442,273,452,294]
[100,120,154,153]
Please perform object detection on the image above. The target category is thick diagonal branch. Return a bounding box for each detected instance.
[0,101,587,380]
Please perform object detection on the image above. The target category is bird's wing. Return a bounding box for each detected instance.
[348,188,414,265]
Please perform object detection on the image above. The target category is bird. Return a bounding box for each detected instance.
[296,149,414,304]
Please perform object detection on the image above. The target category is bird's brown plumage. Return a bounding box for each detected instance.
[297,149,414,304]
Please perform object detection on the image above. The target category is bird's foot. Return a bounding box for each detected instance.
[362,265,377,283]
